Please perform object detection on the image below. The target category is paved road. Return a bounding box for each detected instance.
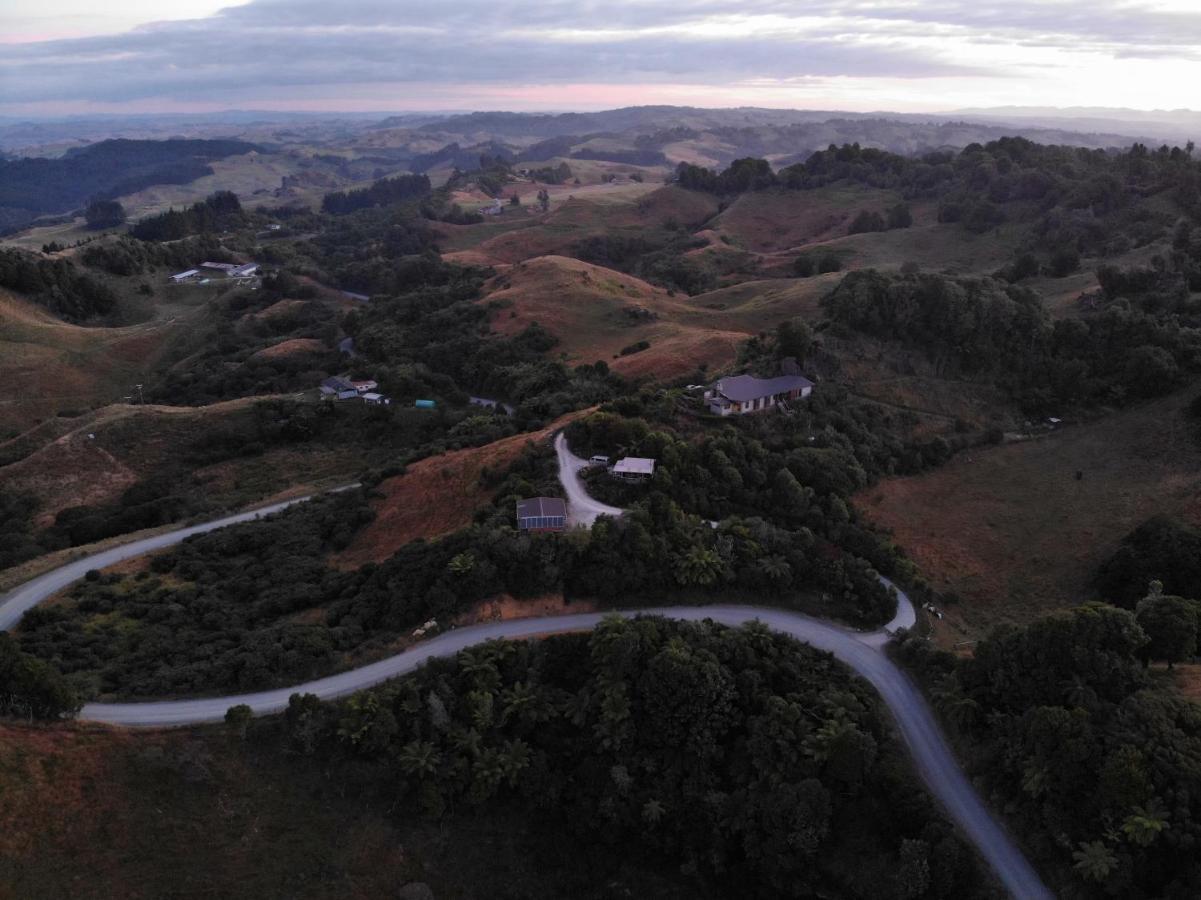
[0,490,352,632]
[72,604,1047,898]
[0,438,1048,898]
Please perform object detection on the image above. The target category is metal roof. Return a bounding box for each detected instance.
[516,497,567,519]
[613,457,655,475]
[712,374,814,402]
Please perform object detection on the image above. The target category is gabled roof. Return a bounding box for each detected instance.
[516,497,567,519]
[321,376,355,391]
[713,373,814,402]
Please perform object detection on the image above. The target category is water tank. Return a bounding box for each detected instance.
[415,399,436,409]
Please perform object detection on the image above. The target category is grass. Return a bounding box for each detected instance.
[855,382,1201,646]
[479,255,749,379]
[0,287,213,434]
[333,409,590,568]
[0,396,368,538]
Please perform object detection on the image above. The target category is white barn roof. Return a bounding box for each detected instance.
[613,457,655,476]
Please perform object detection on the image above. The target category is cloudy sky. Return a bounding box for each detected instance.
[2,1,1200,116]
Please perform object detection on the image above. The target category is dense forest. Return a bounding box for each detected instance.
[823,269,1201,411]
[259,618,989,899]
[898,600,1201,898]
[129,189,247,241]
[320,173,430,215]
[0,138,257,233]
[0,632,79,720]
[0,246,117,321]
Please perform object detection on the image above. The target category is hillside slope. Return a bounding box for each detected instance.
[479,255,749,378]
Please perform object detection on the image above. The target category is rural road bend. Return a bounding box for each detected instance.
[0,489,356,632]
[0,440,1049,899]
[554,432,624,526]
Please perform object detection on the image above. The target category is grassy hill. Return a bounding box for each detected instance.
[856,382,1201,645]
[0,288,205,435]
[479,255,749,379]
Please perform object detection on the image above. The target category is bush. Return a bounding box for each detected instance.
[848,210,887,235]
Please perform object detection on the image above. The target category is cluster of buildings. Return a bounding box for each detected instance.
[170,261,261,284]
[319,376,390,405]
[515,370,817,532]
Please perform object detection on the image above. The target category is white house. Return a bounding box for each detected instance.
[705,374,814,416]
[170,269,200,283]
[612,457,656,480]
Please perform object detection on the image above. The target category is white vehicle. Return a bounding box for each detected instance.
[589,455,611,466]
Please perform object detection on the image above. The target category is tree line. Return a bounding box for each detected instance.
[0,247,117,321]
[320,173,431,215]
[897,598,1201,897]
[823,268,1201,411]
[129,190,246,242]
[266,617,987,898]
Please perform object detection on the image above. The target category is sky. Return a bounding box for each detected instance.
[1,1,1200,117]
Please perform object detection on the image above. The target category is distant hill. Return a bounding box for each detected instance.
[390,106,1166,169]
[0,137,259,233]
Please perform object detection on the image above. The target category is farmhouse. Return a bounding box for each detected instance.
[319,375,356,398]
[612,457,655,480]
[705,374,813,416]
[516,497,567,532]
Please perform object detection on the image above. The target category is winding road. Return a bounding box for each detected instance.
[0,437,1048,899]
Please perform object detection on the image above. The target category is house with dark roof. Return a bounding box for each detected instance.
[704,373,813,416]
[516,497,567,532]
[319,376,357,398]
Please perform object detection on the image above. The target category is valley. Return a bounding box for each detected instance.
[3,102,1201,898]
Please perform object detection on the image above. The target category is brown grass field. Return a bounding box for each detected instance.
[0,288,210,435]
[479,255,752,379]
[334,409,589,567]
[442,184,720,267]
[0,398,359,528]
[856,383,1201,646]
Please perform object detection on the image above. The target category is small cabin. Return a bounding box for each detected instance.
[612,457,655,480]
[516,497,567,532]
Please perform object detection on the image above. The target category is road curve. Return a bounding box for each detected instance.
[554,432,624,526]
[0,488,356,632]
[0,440,1048,898]
[75,606,1048,899]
